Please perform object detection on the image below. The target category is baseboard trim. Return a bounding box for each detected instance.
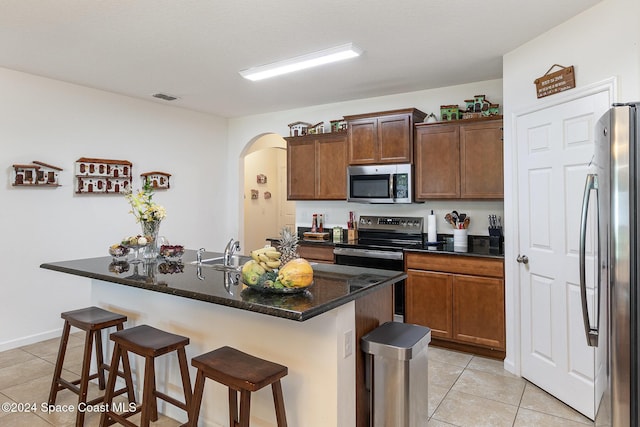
[0,328,62,352]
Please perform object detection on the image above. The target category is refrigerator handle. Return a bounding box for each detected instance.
[579,173,600,347]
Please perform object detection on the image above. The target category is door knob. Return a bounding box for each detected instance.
[516,254,529,264]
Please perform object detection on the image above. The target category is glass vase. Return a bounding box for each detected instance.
[141,220,161,260]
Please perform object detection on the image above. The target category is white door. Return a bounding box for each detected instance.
[516,89,610,419]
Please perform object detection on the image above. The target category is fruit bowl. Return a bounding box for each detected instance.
[159,245,185,260]
[109,244,130,260]
[242,280,313,294]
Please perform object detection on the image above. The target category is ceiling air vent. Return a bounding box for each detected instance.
[152,93,179,101]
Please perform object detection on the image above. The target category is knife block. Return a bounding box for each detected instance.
[488,226,503,255]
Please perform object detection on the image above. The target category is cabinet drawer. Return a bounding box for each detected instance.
[298,244,335,263]
[405,252,503,278]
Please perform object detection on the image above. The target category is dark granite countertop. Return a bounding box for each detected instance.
[268,233,504,258]
[404,246,504,259]
[40,249,405,322]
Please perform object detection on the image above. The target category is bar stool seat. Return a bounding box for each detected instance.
[48,306,136,427]
[189,346,288,427]
[100,324,192,427]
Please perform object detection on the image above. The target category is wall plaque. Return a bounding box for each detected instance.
[534,65,576,98]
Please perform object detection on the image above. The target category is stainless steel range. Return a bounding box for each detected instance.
[333,215,424,320]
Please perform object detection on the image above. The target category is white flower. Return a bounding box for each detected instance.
[125,181,166,222]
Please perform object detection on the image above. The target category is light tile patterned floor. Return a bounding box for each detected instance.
[0,334,594,426]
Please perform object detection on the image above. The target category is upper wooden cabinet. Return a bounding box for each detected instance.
[344,108,426,165]
[286,132,347,200]
[414,117,503,200]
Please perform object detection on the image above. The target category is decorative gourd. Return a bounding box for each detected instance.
[277,258,314,288]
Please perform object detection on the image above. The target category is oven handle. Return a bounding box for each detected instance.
[333,247,404,260]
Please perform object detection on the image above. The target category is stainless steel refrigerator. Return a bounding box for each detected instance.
[581,102,640,426]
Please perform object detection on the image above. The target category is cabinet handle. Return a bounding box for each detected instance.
[516,254,529,264]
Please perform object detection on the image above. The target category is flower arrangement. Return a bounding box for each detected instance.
[125,181,166,223]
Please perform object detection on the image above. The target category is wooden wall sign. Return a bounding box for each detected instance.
[534,64,576,98]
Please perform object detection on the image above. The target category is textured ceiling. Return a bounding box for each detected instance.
[0,0,600,118]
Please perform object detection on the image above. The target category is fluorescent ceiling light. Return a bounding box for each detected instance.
[239,43,363,81]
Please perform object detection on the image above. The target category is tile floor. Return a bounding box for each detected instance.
[0,333,594,426]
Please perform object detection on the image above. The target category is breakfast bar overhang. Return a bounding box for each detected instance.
[41,250,403,427]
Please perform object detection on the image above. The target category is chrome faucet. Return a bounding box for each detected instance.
[223,238,240,267]
[197,247,206,264]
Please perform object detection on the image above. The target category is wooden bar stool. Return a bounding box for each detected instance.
[189,346,288,427]
[48,306,135,427]
[100,324,192,427]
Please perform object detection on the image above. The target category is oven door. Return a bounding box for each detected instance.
[333,247,405,319]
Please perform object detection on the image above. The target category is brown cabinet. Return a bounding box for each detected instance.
[344,108,426,165]
[405,252,505,358]
[286,133,347,200]
[414,117,503,199]
[297,243,335,264]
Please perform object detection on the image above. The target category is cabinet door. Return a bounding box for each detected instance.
[297,244,335,264]
[316,135,347,199]
[460,121,503,198]
[414,124,460,199]
[287,139,316,199]
[378,114,412,163]
[406,269,453,339]
[348,118,377,164]
[452,274,505,350]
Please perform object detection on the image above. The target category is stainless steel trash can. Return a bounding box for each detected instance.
[361,321,431,427]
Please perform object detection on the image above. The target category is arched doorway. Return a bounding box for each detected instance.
[241,133,295,253]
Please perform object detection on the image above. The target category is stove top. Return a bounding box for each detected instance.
[338,215,425,250]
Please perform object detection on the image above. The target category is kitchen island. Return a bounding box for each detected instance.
[41,250,403,427]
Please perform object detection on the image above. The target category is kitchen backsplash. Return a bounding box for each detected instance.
[294,199,504,237]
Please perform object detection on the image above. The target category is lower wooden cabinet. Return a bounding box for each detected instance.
[405,252,505,358]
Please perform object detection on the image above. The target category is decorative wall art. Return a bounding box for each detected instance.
[141,171,171,189]
[12,161,63,187]
[75,157,132,194]
[251,189,259,199]
[288,121,312,137]
[440,95,501,121]
[330,119,347,132]
[264,191,272,199]
[257,174,267,184]
[309,122,325,134]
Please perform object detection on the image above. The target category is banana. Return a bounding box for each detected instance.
[258,253,270,263]
[266,259,281,268]
[259,261,272,272]
[265,250,281,259]
[251,247,271,261]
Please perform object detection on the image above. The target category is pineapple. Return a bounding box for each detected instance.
[278,226,299,265]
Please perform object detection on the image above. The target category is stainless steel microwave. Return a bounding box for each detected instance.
[347,164,413,203]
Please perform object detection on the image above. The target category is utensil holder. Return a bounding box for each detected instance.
[453,229,468,253]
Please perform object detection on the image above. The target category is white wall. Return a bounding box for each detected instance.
[0,67,229,350]
[228,79,506,244]
[502,0,640,373]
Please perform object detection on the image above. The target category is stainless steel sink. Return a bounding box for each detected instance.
[190,255,251,272]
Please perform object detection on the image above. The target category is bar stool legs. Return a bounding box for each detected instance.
[189,346,288,427]
[48,306,135,427]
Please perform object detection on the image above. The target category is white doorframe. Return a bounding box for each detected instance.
[504,77,616,376]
